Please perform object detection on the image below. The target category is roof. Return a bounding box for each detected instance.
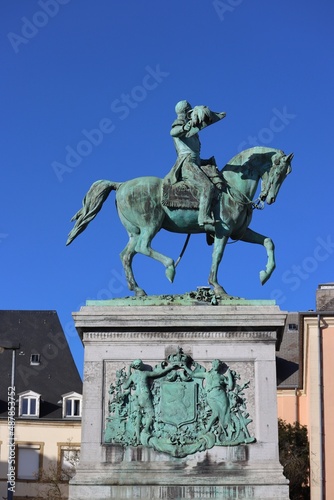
[0,310,82,420]
[276,312,301,389]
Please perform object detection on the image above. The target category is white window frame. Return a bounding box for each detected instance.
[61,392,82,418]
[18,390,41,417]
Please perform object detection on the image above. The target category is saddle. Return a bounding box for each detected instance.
[162,180,199,209]
[162,162,224,210]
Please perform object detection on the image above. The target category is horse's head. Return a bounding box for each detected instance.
[260,152,293,205]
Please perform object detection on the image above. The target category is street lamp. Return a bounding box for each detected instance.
[0,341,20,500]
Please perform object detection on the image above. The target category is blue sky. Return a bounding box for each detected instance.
[1,1,334,375]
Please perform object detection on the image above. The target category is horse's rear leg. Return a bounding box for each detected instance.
[135,228,175,283]
[120,236,147,297]
[239,228,275,285]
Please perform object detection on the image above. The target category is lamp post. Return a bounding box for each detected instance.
[0,341,20,500]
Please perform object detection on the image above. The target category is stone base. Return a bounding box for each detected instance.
[70,483,288,499]
[70,461,288,499]
[70,486,287,500]
[69,302,289,500]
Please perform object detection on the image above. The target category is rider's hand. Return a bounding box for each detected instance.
[183,120,192,132]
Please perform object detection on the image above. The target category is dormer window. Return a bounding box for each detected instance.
[30,353,41,365]
[66,398,80,417]
[18,390,41,417]
[61,392,82,418]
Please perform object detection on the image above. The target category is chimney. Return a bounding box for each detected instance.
[316,283,334,311]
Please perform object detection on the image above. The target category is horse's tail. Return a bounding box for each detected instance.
[66,180,121,246]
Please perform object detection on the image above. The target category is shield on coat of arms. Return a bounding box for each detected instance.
[159,381,197,427]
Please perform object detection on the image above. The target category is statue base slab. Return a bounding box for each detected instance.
[69,301,289,500]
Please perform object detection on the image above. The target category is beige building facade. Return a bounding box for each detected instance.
[0,419,81,499]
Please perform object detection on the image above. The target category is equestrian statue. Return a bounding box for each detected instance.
[66,100,293,298]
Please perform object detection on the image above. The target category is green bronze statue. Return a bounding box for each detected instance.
[66,101,293,298]
[168,100,226,226]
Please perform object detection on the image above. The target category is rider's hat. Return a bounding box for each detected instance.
[175,100,192,116]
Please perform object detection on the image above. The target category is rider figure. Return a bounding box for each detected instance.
[169,100,222,227]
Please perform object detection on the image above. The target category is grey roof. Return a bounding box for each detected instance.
[277,289,334,390]
[276,312,301,389]
[0,310,82,420]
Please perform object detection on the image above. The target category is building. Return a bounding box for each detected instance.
[276,311,302,424]
[277,283,334,500]
[0,310,82,500]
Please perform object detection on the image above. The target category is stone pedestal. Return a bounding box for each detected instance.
[69,302,289,500]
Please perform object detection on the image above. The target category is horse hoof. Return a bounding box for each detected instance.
[213,286,228,298]
[165,265,176,283]
[135,288,147,297]
[260,270,268,285]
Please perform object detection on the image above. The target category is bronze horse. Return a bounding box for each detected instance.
[66,146,293,297]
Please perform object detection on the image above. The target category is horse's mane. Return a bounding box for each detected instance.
[225,147,284,169]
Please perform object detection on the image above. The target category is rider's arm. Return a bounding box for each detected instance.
[170,119,192,138]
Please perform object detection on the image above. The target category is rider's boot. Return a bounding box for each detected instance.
[198,191,215,227]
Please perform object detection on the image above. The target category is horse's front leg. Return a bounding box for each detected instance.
[208,234,229,297]
[120,235,147,297]
[239,228,275,285]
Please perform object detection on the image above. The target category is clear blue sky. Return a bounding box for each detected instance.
[1,1,333,375]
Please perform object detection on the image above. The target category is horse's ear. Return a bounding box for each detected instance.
[285,153,293,175]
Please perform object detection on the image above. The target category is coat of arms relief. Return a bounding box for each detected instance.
[105,348,255,458]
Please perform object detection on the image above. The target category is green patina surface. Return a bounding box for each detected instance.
[105,349,255,457]
[66,100,293,299]
[86,289,275,307]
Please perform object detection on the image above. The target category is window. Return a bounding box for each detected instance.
[30,353,40,365]
[62,447,80,468]
[22,397,36,415]
[66,399,80,417]
[58,443,80,479]
[288,323,298,331]
[17,444,42,480]
[18,390,40,417]
[61,392,82,418]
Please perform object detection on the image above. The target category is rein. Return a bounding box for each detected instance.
[226,185,265,211]
[225,186,264,245]
[175,233,191,268]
